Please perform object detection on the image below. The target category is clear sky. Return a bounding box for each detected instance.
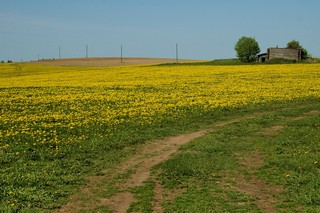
[1,0,320,61]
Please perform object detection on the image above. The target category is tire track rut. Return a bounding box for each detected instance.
[57,109,319,212]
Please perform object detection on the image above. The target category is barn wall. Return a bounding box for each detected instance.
[268,48,301,61]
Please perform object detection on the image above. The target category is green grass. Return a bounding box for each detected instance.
[1,98,320,212]
[264,58,298,64]
[128,181,155,213]
[157,58,320,66]
[145,99,320,212]
[157,58,249,66]
[257,115,320,210]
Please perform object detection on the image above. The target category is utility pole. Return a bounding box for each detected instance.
[59,46,61,59]
[120,45,123,63]
[176,43,179,63]
[86,45,88,58]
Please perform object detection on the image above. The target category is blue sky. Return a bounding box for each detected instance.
[1,0,320,61]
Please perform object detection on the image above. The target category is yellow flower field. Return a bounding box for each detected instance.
[0,62,319,210]
[0,63,319,151]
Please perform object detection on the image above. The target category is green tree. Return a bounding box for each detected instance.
[287,40,309,59]
[287,40,300,49]
[234,36,260,62]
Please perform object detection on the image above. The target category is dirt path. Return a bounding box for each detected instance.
[99,130,209,212]
[58,130,209,213]
[57,109,319,212]
[57,117,248,213]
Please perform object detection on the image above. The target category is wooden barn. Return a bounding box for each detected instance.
[257,48,302,62]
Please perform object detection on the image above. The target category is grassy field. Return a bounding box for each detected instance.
[0,62,319,212]
[158,58,320,66]
[151,101,320,212]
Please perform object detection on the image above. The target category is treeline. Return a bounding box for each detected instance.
[1,60,13,63]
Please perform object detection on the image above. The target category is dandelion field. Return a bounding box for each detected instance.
[0,62,320,211]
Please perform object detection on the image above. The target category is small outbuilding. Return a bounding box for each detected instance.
[257,53,268,62]
[257,47,302,62]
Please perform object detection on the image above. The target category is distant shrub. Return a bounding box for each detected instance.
[287,40,309,59]
[303,58,320,63]
[1,60,5,63]
[265,58,296,64]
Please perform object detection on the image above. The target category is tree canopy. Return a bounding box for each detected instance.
[287,40,309,59]
[234,36,260,62]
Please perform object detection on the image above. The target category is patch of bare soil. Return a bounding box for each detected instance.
[228,110,320,212]
[258,125,284,136]
[151,175,186,213]
[235,174,282,213]
[57,130,208,213]
[57,116,254,213]
[57,109,318,212]
[100,130,209,212]
[292,110,320,121]
[258,110,320,136]
[236,151,283,213]
[31,57,206,67]
[237,151,264,168]
[222,151,282,212]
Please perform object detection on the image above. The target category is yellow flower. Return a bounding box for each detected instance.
[0,63,319,152]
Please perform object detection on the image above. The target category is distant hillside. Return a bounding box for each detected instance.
[31,57,206,67]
